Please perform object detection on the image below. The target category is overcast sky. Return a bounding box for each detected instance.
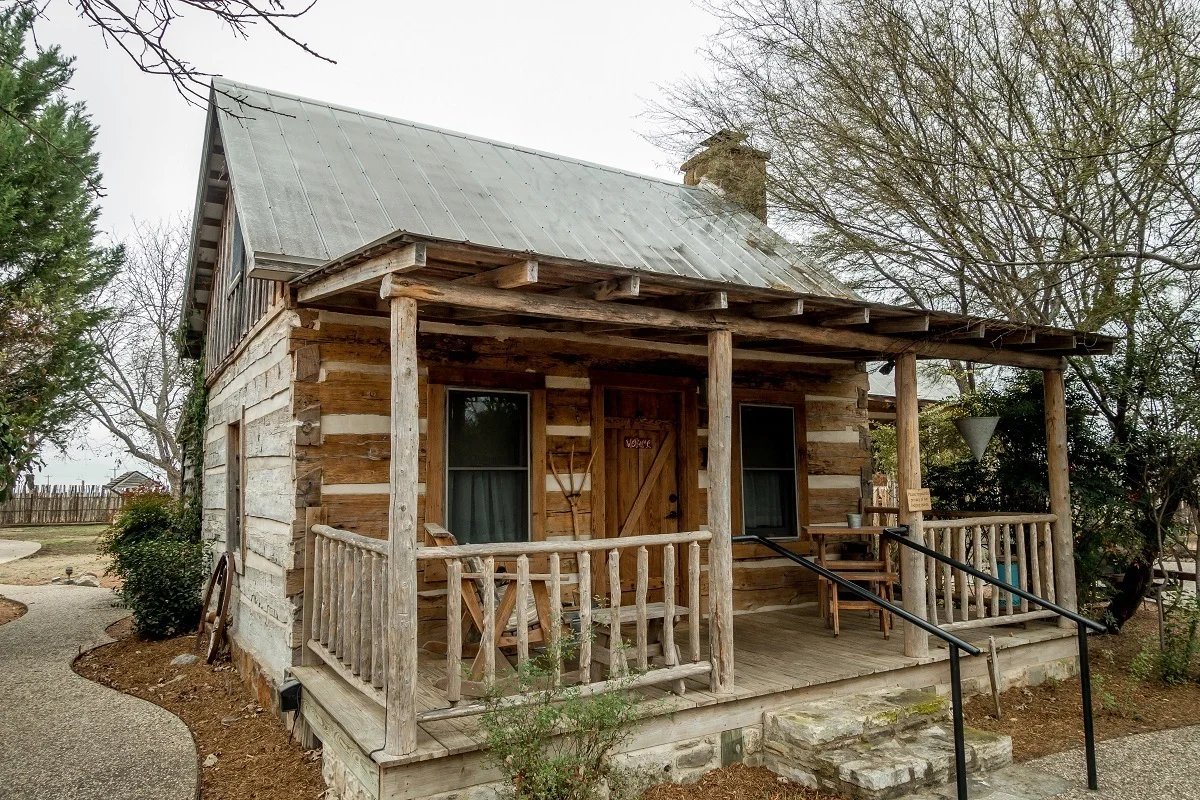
[35,0,718,485]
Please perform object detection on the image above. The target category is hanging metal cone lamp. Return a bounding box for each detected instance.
[954,416,1000,462]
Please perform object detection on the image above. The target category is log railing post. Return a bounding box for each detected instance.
[385,295,420,756]
[895,352,930,657]
[1043,367,1078,623]
[707,330,735,692]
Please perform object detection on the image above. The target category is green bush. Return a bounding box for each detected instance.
[1129,594,1200,685]
[115,538,207,638]
[103,489,209,638]
[479,637,644,800]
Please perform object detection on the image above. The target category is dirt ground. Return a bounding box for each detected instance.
[0,596,26,625]
[0,524,118,587]
[966,605,1200,761]
[643,762,833,800]
[75,619,326,800]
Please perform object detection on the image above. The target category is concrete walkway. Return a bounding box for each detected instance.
[0,583,198,800]
[0,539,40,563]
[1031,725,1200,800]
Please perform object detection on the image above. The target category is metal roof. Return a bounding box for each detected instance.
[209,79,854,298]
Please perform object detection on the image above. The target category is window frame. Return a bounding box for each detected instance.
[443,386,534,544]
[736,400,805,540]
[226,413,246,574]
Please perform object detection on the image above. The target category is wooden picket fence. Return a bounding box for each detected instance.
[0,485,122,526]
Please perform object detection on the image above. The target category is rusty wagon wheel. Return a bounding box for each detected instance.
[197,551,234,663]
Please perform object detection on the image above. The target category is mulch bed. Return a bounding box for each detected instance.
[644,762,835,800]
[966,605,1200,761]
[74,619,326,800]
[0,596,26,626]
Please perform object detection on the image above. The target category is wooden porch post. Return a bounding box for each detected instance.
[385,296,419,755]
[894,352,930,658]
[1043,367,1079,622]
[707,330,735,692]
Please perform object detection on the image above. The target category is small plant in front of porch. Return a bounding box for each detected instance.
[479,635,645,800]
[1129,593,1200,686]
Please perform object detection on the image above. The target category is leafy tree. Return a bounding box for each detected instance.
[654,0,1200,625]
[0,8,120,499]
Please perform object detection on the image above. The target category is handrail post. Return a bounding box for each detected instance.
[949,647,968,800]
[1078,621,1098,790]
[707,329,735,692]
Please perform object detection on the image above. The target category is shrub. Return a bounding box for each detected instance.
[1129,594,1200,685]
[103,489,209,638]
[114,538,207,638]
[479,637,644,800]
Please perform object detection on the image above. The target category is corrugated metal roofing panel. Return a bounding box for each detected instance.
[211,79,854,298]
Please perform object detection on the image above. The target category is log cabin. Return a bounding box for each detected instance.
[182,80,1115,800]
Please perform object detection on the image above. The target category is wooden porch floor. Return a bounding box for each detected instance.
[293,608,1074,768]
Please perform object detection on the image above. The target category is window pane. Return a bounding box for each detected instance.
[448,391,528,467]
[447,470,528,544]
[743,471,797,536]
[741,405,795,469]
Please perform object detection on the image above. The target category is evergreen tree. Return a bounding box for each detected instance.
[0,8,121,500]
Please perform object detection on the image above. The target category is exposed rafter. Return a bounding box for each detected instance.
[873,315,929,334]
[552,275,640,301]
[813,308,870,326]
[452,259,538,289]
[745,299,805,319]
[297,243,427,304]
[656,291,729,312]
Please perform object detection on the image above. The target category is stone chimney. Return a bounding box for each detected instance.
[681,131,769,221]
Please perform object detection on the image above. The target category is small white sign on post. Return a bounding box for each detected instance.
[906,488,932,513]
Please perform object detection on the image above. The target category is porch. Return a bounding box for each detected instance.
[292,601,1076,769]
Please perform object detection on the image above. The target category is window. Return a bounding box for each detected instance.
[226,419,245,570]
[228,215,246,289]
[740,404,798,537]
[446,389,530,544]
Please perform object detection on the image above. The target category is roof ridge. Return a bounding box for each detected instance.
[212,78,697,193]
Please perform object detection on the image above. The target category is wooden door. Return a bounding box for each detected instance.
[600,388,681,602]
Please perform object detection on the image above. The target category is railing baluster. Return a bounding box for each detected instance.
[635,546,649,671]
[549,552,562,687]
[372,552,384,689]
[1001,523,1012,616]
[358,549,370,678]
[689,540,701,663]
[925,528,939,625]
[663,544,678,672]
[1029,522,1042,612]
[516,555,530,665]
[988,524,1000,618]
[1016,522,1029,613]
[1042,521,1057,602]
[608,549,623,677]
[941,528,954,622]
[578,552,592,684]
[313,535,325,646]
[482,556,496,688]
[330,542,341,655]
[346,546,358,668]
[446,558,462,704]
[343,542,354,664]
[956,527,968,623]
[973,524,985,619]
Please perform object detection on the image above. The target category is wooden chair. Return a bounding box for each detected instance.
[808,526,898,639]
[424,527,562,696]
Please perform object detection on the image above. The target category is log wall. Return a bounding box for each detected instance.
[287,311,871,645]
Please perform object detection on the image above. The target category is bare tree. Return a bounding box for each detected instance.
[84,217,190,494]
[650,0,1200,625]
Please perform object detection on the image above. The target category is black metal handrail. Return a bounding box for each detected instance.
[882,525,1104,791]
[732,534,980,800]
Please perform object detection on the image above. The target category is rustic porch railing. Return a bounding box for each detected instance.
[309,524,390,704]
[417,524,713,721]
[919,513,1059,631]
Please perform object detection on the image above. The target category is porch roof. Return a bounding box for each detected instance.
[291,231,1117,369]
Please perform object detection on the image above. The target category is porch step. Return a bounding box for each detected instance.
[763,688,1012,800]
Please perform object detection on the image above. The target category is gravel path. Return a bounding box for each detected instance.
[0,583,198,800]
[1029,725,1200,800]
[0,539,40,563]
